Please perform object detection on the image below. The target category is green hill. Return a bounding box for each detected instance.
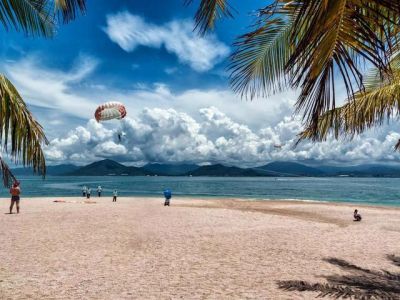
[66,159,152,176]
[188,164,265,177]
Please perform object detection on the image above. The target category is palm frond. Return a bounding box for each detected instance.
[395,139,400,151]
[229,11,293,98]
[0,75,48,184]
[298,55,400,144]
[214,0,400,133]
[0,0,54,37]
[184,0,233,34]
[54,0,85,23]
[287,0,400,129]
[0,157,16,188]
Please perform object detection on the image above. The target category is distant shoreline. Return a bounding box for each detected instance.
[2,196,399,209]
[12,159,400,177]
[15,174,400,178]
[2,176,399,207]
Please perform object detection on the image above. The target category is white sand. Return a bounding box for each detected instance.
[0,197,399,299]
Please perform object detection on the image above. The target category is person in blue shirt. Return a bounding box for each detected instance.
[164,189,172,206]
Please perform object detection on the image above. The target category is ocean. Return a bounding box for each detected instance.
[2,176,400,207]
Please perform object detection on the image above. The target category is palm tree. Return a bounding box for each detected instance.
[186,0,400,148]
[0,0,86,187]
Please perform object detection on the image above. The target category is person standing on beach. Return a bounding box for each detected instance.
[82,185,87,197]
[163,188,172,206]
[9,181,21,214]
[97,185,102,197]
[113,189,118,202]
[87,188,91,199]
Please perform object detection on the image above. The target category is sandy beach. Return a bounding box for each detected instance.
[0,197,399,299]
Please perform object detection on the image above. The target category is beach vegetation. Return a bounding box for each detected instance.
[187,0,400,149]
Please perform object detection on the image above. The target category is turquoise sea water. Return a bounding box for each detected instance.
[2,176,400,207]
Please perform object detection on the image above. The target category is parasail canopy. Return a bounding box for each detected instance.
[95,101,127,122]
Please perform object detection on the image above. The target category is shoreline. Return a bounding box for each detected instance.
[1,195,399,210]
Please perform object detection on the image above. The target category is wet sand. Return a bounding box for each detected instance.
[0,197,399,299]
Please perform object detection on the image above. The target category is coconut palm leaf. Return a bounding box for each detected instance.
[0,0,54,37]
[184,0,233,34]
[0,0,86,37]
[54,0,85,23]
[0,157,16,188]
[287,0,400,129]
[188,0,400,134]
[298,54,400,145]
[229,2,304,98]
[229,14,293,98]
[0,74,48,185]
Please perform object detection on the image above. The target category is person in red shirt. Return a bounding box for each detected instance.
[9,181,21,214]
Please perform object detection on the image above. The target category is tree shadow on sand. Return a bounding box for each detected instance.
[278,255,400,299]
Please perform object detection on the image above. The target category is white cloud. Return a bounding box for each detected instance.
[4,56,298,135]
[103,12,229,72]
[5,57,400,166]
[44,107,400,166]
[5,55,98,119]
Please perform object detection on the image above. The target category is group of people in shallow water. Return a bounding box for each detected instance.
[81,185,118,202]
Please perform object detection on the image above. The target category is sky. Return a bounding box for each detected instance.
[1,0,400,167]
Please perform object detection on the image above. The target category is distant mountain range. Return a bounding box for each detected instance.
[65,159,153,176]
[188,164,264,177]
[142,163,198,176]
[11,159,400,177]
[255,161,324,176]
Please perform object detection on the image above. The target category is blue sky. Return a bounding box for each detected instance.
[1,0,400,166]
[2,1,264,92]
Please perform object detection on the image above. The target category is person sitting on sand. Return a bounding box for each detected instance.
[354,209,362,221]
[9,181,21,214]
[82,185,87,197]
[113,189,118,202]
[97,185,102,197]
[86,188,91,199]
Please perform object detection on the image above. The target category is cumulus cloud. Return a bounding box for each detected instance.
[103,12,229,72]
[44,107,400,166]
[45,119,127,164]
[6,57,400,166]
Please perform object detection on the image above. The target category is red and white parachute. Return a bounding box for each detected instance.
[94,102,127,122]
